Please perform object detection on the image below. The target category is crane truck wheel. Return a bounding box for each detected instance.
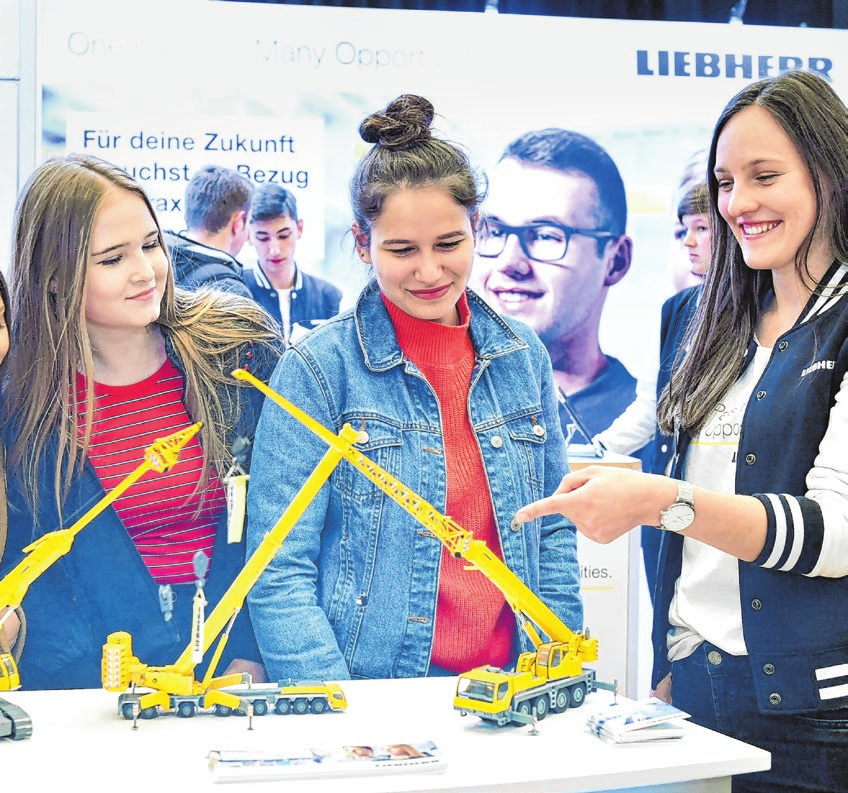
[139,706,159,719]
[554,689,569,713]
[214,705,233,717]
[532,695,549,720]
[309,697,327,714]
[292,697,309,714]
[120,702,137,721]
[568,682,587,708]
[252,699,269,716]
[177,701,197,718]
[275,699,291,715]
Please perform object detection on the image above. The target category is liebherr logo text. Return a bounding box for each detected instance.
[637,50,832,81]
[801,360,835,378]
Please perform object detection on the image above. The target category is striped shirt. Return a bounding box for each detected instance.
[77,359,225,584]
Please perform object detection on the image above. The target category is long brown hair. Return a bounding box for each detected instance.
[658,70,848,434]
[5,154,281,517]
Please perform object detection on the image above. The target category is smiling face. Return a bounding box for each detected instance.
[356,186,475,325]
[714,104,829,281]
[84,186,168,340]
[474,158,629,350]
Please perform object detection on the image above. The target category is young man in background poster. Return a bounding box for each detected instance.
[474,128,636,445]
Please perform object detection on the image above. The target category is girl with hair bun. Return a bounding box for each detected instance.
[517,70,848,791]
[247,94,582,681]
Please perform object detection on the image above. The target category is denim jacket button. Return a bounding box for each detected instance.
[510,518,522,532]
[532,424,546,437]
[356,431,370,445]
[490,435,504,449]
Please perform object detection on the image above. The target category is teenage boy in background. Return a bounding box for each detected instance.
[165,164,254,298]
[245,183,342,342]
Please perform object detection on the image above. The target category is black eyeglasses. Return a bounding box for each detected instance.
[476,218,616,264]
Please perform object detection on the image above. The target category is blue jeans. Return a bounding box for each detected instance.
[671,642,848,792]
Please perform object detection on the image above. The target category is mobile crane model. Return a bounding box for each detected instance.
[0,423,203,740]
[232,369,605,728]
[101,405,351,721]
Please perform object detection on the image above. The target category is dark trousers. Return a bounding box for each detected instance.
[671,642,848,792]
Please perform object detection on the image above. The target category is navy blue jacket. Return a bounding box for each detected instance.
[164,230,253,300]
[2,332,281,690]
[653,262,848,715]
[243,264,342,332]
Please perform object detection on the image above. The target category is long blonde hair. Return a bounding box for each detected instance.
[5,154,282,516]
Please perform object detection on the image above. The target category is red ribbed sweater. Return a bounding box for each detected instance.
[383,292,515,673]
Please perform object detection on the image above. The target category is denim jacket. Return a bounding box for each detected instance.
[2,331,282,689]
[247,280,582,682]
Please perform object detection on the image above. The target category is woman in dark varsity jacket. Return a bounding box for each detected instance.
[517,70,848,792]
[0,155,283,690]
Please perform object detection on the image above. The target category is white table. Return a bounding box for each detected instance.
[3,677,769,792]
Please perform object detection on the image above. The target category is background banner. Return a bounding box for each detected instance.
[41,0,846,380]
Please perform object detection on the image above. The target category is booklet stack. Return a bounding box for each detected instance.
[586,697,690,744]
[207,739,444,783]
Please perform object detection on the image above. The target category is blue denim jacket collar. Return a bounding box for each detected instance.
[354,279,528,372]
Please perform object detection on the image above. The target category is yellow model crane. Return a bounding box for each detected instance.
[233,369,604,728]
[101,404,350,721]
[0,423,203,740]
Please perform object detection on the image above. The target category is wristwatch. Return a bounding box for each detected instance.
[659,481,695,532]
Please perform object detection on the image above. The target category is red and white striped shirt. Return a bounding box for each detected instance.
[77,359,226,585]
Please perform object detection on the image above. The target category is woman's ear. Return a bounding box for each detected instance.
[353,223,371,263]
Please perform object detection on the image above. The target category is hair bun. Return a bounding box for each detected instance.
[359,94,435,150]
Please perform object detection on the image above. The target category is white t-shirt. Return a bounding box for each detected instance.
[277,287,292,341]
[667,343,771,662]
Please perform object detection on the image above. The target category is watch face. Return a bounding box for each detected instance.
[663,503,695,532]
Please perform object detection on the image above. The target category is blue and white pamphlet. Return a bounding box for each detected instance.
[587,697,690,744]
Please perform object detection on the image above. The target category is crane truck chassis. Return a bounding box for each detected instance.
[113,676,347,721]
[455,665,601,727]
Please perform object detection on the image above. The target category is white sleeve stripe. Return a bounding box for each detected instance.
[762,493,788,568]
[819,683,848,701]
[801,263,848,323]
[815,663,848,681]
[778,496,805,571]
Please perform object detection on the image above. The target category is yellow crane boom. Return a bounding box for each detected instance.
[0,423,202,617]
[231,369,575,650]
